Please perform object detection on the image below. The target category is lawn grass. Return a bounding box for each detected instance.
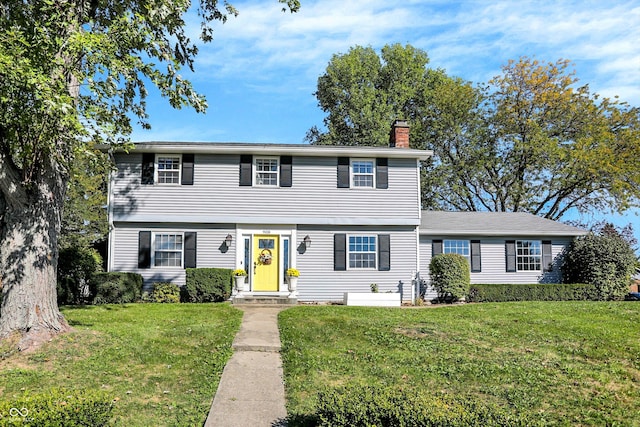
[0,303,242,426]
[279,302,640,426]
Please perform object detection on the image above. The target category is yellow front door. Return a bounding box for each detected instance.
[253,235,279,291]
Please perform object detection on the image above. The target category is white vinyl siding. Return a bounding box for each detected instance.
[420,237,572,286]
[110,226,236,288]
[156,156,181,184]
[112,154,421,224]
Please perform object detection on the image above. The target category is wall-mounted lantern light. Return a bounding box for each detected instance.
[225,234,233,247]
[303,235,312,249]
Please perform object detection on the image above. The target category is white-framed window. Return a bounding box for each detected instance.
[255,157,279,186]
[348,235,377,269]
[444,240,470,260]
[153,233,183,267]
[156,155,181,184]
[351,159,375,188]
[517,240,541,271]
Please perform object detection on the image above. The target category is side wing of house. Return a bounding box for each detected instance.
[419,236,573,299]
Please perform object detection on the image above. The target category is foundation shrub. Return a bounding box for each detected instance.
[467,283,598,302]
[429,253,470,302]
[91,272,144,304]
[182,268,232,302]
[57,244,103,305]
[149,282,181,303]
[0,389,113,426]
[312,385,538,427]
[563,234,637,300]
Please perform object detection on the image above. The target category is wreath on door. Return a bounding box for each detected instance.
[259,249,273,265]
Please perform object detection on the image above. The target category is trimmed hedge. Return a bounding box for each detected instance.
[90,272,144,304]
[182,268,232,302]
[149,282,180,303]
[467,283,598,303]
[429,253,470,302]
[0,389,113,426]
[312,385,539,427]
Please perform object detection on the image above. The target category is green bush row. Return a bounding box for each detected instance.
[182,268,232,303]
[311,385,539,427]
[143,282,181,303]
[0,389,113,426]
[467,283,598,302]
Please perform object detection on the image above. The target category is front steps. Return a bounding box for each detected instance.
[232,296,297,305]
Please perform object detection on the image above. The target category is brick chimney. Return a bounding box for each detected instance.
[390,120,410,148]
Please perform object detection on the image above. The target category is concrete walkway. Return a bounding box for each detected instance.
[204,306,288,427]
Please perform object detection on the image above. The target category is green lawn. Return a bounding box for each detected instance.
[279,302,640,426]
[0,303,242,426]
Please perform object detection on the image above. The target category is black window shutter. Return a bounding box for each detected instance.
[138,231,151,268]
[378,234,390,271]
[334,234,346,271]
[471,240,481,272]
[184,232,197,268]
[506,240,516,272]
[542,240,552,272]
[280,156,292,187]
[337,157,350,188]
[141,153,154,185]
[376,158,388,189]
[181,153,194,185]
[239,155,253,186]
[432,240,443,256]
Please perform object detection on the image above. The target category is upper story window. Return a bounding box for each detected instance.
[349,235,377,269]
[157,156,181,184]
[444,240,470,260]
[517,240,541,271]
[154,233,183,267]
[255,157,279,186]
[351,159,375,188]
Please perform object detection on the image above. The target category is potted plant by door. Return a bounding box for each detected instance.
[232,269,248,293]
[285,268,300,292]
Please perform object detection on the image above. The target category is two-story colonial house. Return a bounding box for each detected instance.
[107,120,587,303]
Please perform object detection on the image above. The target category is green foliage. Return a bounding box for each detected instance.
[369,283,378,293]
[467,283,598,302]
[0,389,113,426]
[57,243,103,305]
[183,268,232,303]
[91,272,143,304]
[149,282,180,303]
[307,43,456,149]
[312,385,538,427]
[563,233,637,300]
[429,253,470,302]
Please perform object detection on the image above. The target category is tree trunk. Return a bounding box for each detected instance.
[0,169,70,351]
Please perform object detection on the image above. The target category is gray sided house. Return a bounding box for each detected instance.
[419,211,588,300]
[107,121,430,302]
[106,121,587,303]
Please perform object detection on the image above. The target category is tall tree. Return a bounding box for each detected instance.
[424,57,640,219]
[305,43,460,148]
[0,0,300,350]
[310,49,640,219]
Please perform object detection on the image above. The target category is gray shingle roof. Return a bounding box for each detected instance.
[420,211,588,237]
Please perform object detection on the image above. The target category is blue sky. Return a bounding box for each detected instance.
[130,0,640,241]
